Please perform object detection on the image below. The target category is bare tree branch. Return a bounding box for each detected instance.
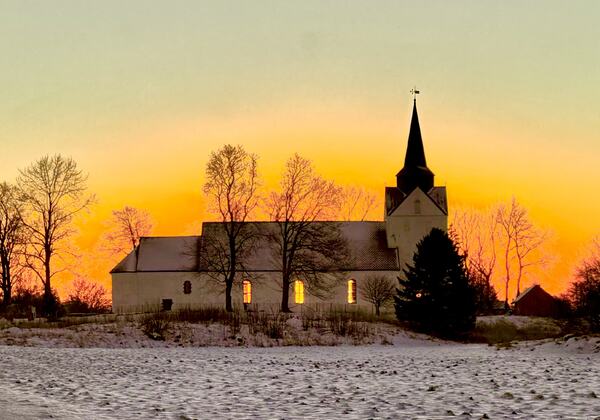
[103,206,153,256]
[360,275,395,316]
[266,154,351,311]
[201,145,260,312]
[17,155,94,311]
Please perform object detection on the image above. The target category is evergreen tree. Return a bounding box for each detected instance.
[395,228,476,338]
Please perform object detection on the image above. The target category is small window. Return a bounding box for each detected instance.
[183,281,192,294]
[414,199,421,214]
[347,279,357,304]
[294,280,304,304]
[162,299,173,311]
[243,280,252,304]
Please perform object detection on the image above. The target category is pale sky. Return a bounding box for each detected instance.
[1,1,599,295]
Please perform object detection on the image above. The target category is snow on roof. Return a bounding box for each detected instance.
[111,236,201,273]
[111,221,398,273]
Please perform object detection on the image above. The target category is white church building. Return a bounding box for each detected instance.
[111,100,448,313]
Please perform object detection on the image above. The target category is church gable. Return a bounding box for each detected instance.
[389,187,446,217]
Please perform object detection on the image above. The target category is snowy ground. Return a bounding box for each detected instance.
[1,343,599,419]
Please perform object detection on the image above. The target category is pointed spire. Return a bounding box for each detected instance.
[404,99,428,168]
[396,97,434,194]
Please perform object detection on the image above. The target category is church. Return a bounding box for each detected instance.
[111,99,448,313]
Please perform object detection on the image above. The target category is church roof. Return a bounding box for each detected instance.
[111,221,398,273]
[404,100,428,169]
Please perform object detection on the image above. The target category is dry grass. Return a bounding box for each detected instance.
[471,317,564,345]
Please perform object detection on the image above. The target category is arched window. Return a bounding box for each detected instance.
[243,280,252,304]
[347,279,357,304]
[414,199,421,214]
[183,281,192,294]
[294,280,304,304]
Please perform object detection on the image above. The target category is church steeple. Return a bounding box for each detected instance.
[396,98,434,194]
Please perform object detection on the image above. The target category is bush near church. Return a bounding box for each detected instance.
[395,228,476,338]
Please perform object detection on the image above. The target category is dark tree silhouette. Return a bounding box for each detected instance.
[395,228,476,338]
[202,145,259,312]
[569,238,600,330]
[0,182,25,306]
[18,155,94,316]
[267,154,350,312]
[469,271,498,315]
[360,275,395,316]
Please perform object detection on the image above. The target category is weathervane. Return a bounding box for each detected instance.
[410,87,420,101]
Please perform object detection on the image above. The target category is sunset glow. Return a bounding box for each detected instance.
[1,1,599,299]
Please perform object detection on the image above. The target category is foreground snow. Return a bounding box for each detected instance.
[1,343,599,419]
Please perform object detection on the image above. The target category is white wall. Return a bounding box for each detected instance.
[112,270,400,314]
[385,187,447,270]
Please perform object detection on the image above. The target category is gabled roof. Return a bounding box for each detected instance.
[111,221,399,274]
[513,284,553,304]
[385,186,448,217]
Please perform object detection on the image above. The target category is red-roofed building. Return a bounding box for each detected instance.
[513,285,558,317]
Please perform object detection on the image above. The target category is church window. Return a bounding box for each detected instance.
[243,280,252,304]
[294,280,305,304]
[347,279,357,304]
[183,281,192,294]
[414,199,421,214]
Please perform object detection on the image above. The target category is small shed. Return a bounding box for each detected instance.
[512,285,557,317]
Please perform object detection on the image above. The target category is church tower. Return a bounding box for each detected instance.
[385,95,448,269]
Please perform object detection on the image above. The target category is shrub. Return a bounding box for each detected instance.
[140,313,171,340]
[65,277,111,314]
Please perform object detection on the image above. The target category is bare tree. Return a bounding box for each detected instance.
[360,275,395,316]
[497,197,548,305]
[267,154,351,312]
[202,145,259,312]
[451,207,499,312]
[103,206,153,255]
[0,182,25,306]
[339,185,379,221]
[17,155,94,314]
[66,277,111,313]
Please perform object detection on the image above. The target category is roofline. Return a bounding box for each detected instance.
[111,268,401,274]
[387,186,448,216]
[139,235,201,239]
[201,220,386,225]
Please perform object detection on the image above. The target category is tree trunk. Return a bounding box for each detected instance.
[225,279,233,312]
[0,256,9,305]
[226,234,236,312]
[44,252,52,299]
[281,272,291,313]
[375,304,381,316]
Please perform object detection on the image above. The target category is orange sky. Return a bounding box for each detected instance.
[1,2,599,299]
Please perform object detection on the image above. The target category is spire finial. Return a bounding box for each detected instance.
[410,86,420,102]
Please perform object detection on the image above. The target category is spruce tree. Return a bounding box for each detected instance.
[395,228,476,338]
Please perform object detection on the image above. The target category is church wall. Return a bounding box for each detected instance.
[112,270,400,314]
[385,188,448,270]
[386,214,447,269]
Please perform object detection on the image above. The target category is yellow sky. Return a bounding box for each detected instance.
[1,1,599,298]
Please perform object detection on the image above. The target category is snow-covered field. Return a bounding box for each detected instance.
[1,342,599,419]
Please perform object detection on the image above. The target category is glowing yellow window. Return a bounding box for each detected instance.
[243,280,252,304]
[347,279,357,304]
[294,280,304,304]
